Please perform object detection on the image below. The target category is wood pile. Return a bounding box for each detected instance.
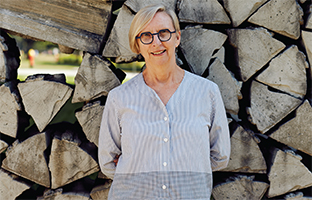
[0,0,311,199]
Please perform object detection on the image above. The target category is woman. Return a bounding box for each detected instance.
[99,4,230,200]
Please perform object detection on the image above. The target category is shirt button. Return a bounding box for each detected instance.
[164,117,168,121]
[164,138,168,142]
[162,185,167,190]
[163,162,167,166]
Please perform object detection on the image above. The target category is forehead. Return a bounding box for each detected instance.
[141,12,174,32]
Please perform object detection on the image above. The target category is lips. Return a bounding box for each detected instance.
[151,49,166,55]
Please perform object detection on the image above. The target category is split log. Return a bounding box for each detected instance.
[256,45,308,99]
[0,140,8,153]
[247,81,302,133]
[75,101,104,146]
[207,58,242,115]
[267,150,312,198]
[248,0,303,40]
[302,31,312,66]
[180,26,227,75]
[0,169,30,200]
[90,180,112,200]
[0,30,20,82]
[17,74,73,132]
[212,175,269,200]
[102,5,138,63]
[223,0,268,27]
[178,0,230,24]
[72,53,123,103]
[49,135,99,189]
[37,188,90,200]
[307,5,312,29]
[284,192,312,200]
[1,133,50,188]
[220,125,266,173]
[270,100,312,156]
[0,0,112,53]
[211,46,225,63]
[58,44,75,54]
[125,0,176,13]
[0,81,22,138]
[227,27,285,82]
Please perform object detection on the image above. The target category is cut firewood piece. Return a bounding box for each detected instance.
[267,150,312,198]
[180,26,227,75]
[0,30,20,82]
[284,192,312,200]
[125,0,176,13]
[0,140,8,153]
[211,46,225,63]
[223,0,268,27]
[90,180,112,200]
[247,81,302,133]
[18,74,73,132]
[0,81,22,138]
[220,125,266,173]
[306,5,312,29]
[58,44,74,54]
[72,53,123,103]
[212,175,269,200]
[256,45,308,98]
[75,101,104,147]
[248,0,303,39]
[302,31,312,66]
[178,0,231,24]
[49,136,99,189]
[2,133,50,188]
[227,28,285,82]
[207,58,242,115]
[0,169,30,200]
[0,0,112,53]
[37,188,90,200]
[102,5,138,63]
[270,100,312,156]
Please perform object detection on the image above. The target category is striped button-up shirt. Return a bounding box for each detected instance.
[99,70,230,200]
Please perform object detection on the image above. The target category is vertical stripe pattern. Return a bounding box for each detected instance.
[98,70,230,200]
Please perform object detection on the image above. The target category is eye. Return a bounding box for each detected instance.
[141,32,151,37]
[158,29,170,40]
[159,29,169,35]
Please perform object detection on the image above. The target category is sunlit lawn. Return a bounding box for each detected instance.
[18,53,142,85]
[18,53,80,85]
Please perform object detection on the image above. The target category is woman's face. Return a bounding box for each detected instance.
[137,11,181,68]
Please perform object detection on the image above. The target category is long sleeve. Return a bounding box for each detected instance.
[209,85,231,172]
[98,91,122,179]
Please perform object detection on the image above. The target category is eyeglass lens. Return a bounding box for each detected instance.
[140,29,172,44]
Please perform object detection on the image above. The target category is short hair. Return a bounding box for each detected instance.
[129,4,180,54]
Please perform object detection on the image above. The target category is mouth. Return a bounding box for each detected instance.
[151,49,166,55]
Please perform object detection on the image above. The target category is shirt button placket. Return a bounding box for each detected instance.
[162,114,170,195]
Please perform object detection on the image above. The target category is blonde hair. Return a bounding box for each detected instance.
[129,4,180,54]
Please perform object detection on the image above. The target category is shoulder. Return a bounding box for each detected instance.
[106,73,142,105]
[108,73,141,95]
[185,70,220,92]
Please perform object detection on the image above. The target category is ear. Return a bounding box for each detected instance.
[175,30,181,48]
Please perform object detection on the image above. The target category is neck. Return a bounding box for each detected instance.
[143,62,184,86]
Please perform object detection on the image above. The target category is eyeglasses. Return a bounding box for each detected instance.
[136,29,176,45]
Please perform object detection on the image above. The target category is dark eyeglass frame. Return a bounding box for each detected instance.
[136,29,176,45]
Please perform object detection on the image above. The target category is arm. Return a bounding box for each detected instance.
[98,92,122,179]
[209,85,231,172]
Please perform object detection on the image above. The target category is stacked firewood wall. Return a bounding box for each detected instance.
[0,0,312,199]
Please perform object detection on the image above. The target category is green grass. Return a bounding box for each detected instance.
[18,53,142,85]
[18,53,78,84]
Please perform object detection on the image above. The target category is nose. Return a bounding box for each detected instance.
[151,34,162,45]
